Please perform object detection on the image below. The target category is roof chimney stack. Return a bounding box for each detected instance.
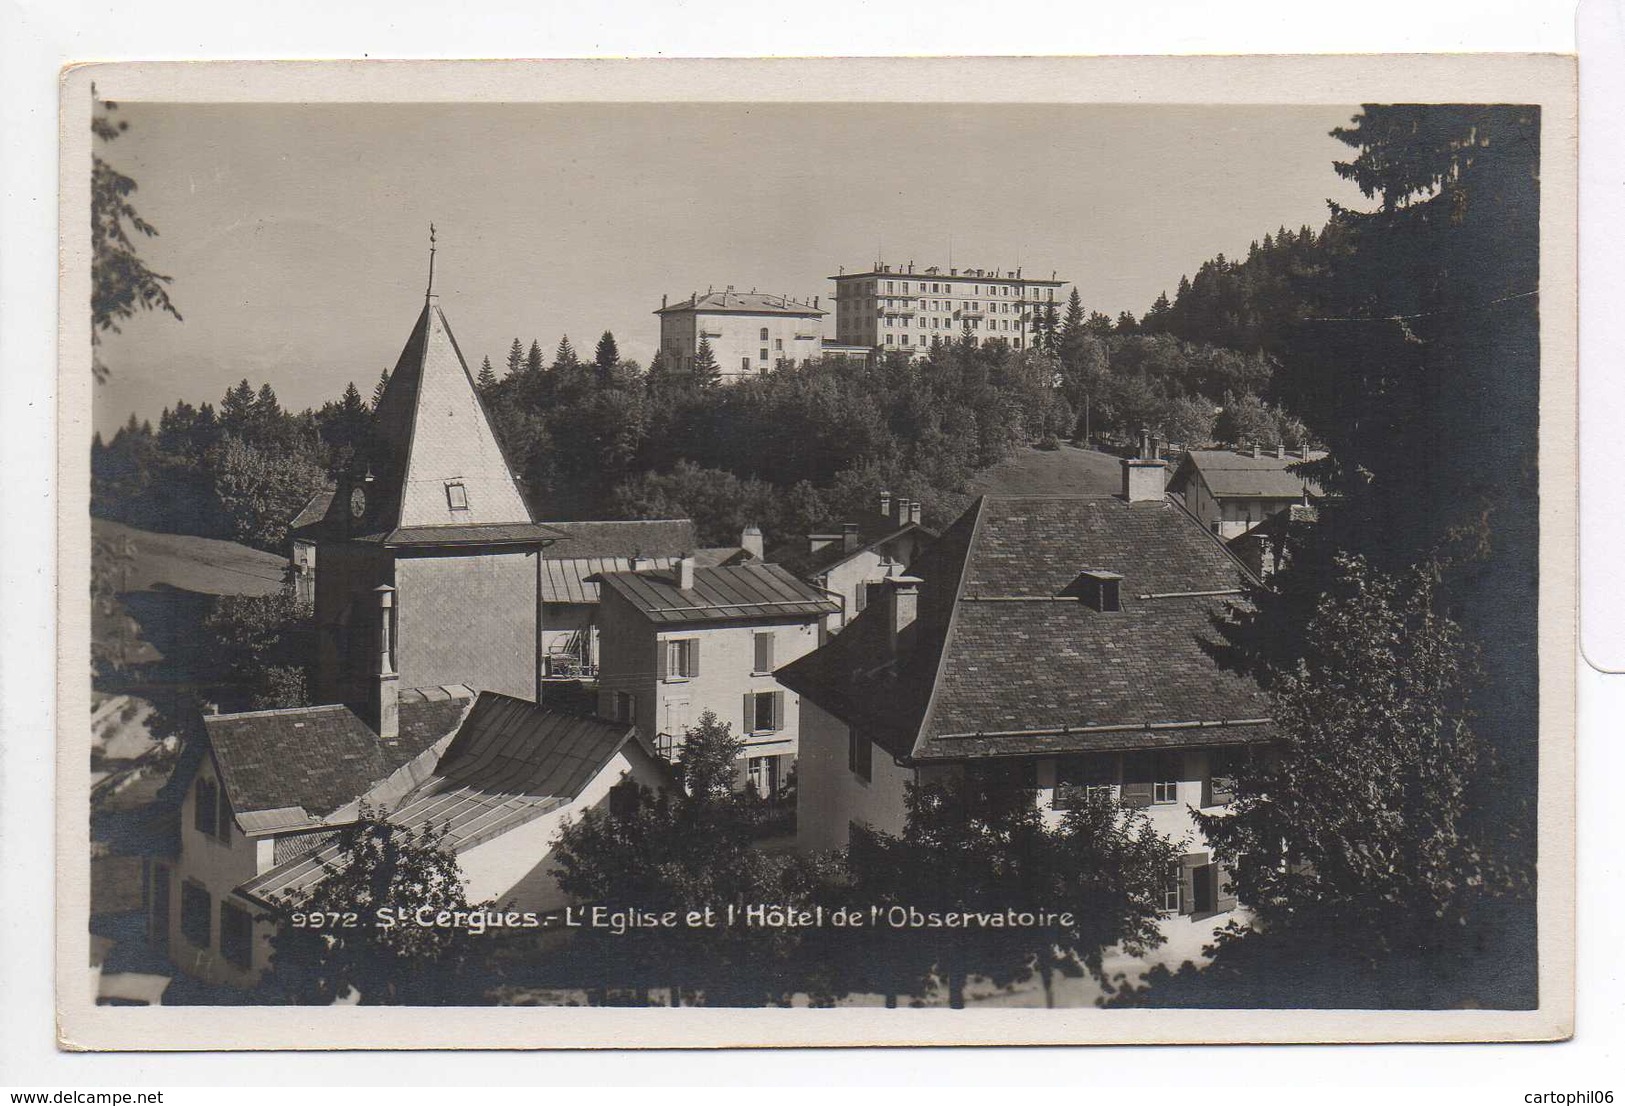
[1121,428,1168,504]
[842,522,861,553]
[878,489,893,518]
[740,525,763,560]
[662,293,668,309]
[908,501,922,526]
[883,576,924,659]
[676,553,696,591]
[370,585,399,740]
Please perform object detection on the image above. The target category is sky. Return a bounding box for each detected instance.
[93,102,1365,436]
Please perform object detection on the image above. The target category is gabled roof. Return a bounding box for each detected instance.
[772,512,930,581]
[1172,450,1326,501]
[237,693,658,907]
[777,495,1273,762]
[201,685,475,822]
[542,556,678,605]
[595,562,839,625]
[322,303,542,543]
[656,291,824,318]
[541,519,696,559]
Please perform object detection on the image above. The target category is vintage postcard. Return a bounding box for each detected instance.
[56,55,1577,1049]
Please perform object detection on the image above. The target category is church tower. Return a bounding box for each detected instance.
[313,275,561,719]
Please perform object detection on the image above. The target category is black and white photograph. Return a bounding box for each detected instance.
[52,56,1576,1048]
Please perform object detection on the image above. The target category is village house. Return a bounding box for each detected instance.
[154,677,663,987]
[770,490,932,634]
[1166,445,1324,540]
[593,558,839,796]
[778,444,1275,923]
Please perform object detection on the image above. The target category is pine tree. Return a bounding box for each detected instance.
[594,330,620,382]
[691,337,721,387]
[1059,288,1086,347]
[506,338,524,377]
[526,340,543,375]
[1043,303,1061,351]
[371,368,390,410]
[553,335,579,371]
[477,355,497,393]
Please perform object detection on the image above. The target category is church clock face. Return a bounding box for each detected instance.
[349,486,367,519]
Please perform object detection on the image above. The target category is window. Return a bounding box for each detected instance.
[741,357,751,372]
[1206,749,1240,806]
[193,776,218,837]
[149,863,170,952]
[613,691,637,724]
[181,880,211,949]
[759,348,769,362]
[745,690,784,734]
[747,754,782,797]
[1162,864,1182,913]
[661,638,698,680]
[1153,752,1182,804]
[752,631,775,675]
[609,779,641,818]
[1054,754,1117,809]
[849,729,872,782]
[445,481,468,511]
[774,338,783,351]
[760,327,769,340]
[220,900,253,969]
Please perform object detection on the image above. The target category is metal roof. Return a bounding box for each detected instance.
[656,291,824,317]
[237,693,649,907]
[541,555,678,605]
[595,562,839,625]
[1173,450,1326,501]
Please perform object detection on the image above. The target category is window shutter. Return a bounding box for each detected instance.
[744,692,755,735]
[1215,859,1239,911]
[1119,753,1153,809]
[687,639,699,678]
[755,631,775,673]
[656,640,669,682]
[1179,853,1202,915]
[771,691,785,731]
[217,788,232,844]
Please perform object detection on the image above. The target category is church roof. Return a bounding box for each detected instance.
[325,302,543,543]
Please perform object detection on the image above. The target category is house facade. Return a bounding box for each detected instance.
[286,486,333,605]
[779,460,1273,923]
[828,262,1065,356]
[1168,446,1324,540]
[594,557,839,795]
[772,490,932,634]
[655,289,826,383]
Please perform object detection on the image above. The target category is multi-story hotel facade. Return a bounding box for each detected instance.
[829,263,1066,357]
[656,288,827,383]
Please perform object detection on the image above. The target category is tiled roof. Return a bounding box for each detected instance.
[541,519,696,558]
[238,694,654,907]
[201,685,475,820]
[1172,450,1326,501]
[595,563,839,625]
[776,495,1273,762]
[657,291,824,317]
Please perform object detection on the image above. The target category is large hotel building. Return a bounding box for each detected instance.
[829,263,1066,356]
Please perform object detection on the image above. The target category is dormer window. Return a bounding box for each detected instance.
[1069,569,1123,613]
[445,481,468,510]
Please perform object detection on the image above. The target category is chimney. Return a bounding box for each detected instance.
[878,489,893,518]
[882,576,924,658]
[908,501,922,526]
[1121,427,1168,504]
[676,553,696,591]
[814,295,820,309]
[629,552,646,571]
[661,293,668,309]
[741,525,763,560]
[1252,443,1262,459]
[1150,433,1163,460]
[370,585,399,739]
[842,522,861,553]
